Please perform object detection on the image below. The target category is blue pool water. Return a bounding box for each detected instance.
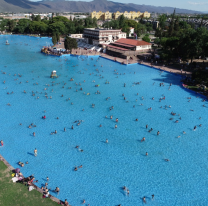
[1,35,208,206]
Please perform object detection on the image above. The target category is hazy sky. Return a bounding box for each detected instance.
[29,0,208,12]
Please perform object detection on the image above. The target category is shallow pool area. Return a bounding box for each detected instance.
[1,35,208,206]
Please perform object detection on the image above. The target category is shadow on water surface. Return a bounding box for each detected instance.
[152,70,207,99]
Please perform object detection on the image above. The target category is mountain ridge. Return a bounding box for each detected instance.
[0,0,202,14]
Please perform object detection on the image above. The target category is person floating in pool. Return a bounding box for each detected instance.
[115,124,117,129]
[34,148,37,157]
[18,161,24,167]
[55,187,60,194]
[141,137,145,142]
[42,115,46,119]
[148,128,153,132]
[0,140,3,146]
[142,196,146,204]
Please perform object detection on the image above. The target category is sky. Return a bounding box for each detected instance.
[29,0,208,12]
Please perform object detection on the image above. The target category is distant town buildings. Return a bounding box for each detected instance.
[0,13,52,20]
[91,11,151,20]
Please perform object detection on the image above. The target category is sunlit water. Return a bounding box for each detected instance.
[1,35,208,206]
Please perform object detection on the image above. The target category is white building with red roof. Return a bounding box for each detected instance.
[115,38,152,51]
[105,38,152,58]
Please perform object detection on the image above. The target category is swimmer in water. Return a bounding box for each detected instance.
[142,197,146,204]
[141,137,145,142]
[148,128,153,132]
[34,148,37,156]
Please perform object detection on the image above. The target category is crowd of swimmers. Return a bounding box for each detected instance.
[1,49,208,206]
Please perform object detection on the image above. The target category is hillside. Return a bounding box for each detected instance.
[0,0,202,13]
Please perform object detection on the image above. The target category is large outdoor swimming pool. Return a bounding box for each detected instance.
[1,35,208,206]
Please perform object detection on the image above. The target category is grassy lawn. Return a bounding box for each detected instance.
[0,160,58,206]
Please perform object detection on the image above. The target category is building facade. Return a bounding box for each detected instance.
[113,11,151,19]
[91,11,150,20]
[83,28,126,46]
[91,11,103,20]
[91,11,112,20]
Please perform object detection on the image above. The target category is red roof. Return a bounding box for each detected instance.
[116,38,151,46]
[107,45,129,51]
[112,42,135,48]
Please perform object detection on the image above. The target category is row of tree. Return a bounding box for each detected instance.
[102,15,153,38]
[154,11,208,63]
[0,15,97,35]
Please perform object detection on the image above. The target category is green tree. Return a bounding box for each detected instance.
[31,14,35,21]
[49,21,66,34]
[64,36,77,53]
[29,21,48,34]
[158,14,167,30]
[52,16,69,24]
[142,35,150,42]
[154,37,160,45]
[119,15,126,28]
[34,15,41,22]
[168,9,176,36]
[146,23,153,32]
[52,33,58,45]
[14,19,30,33]
[65,21,76,34]
[137,24,146,35]
[8,20,16,32]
